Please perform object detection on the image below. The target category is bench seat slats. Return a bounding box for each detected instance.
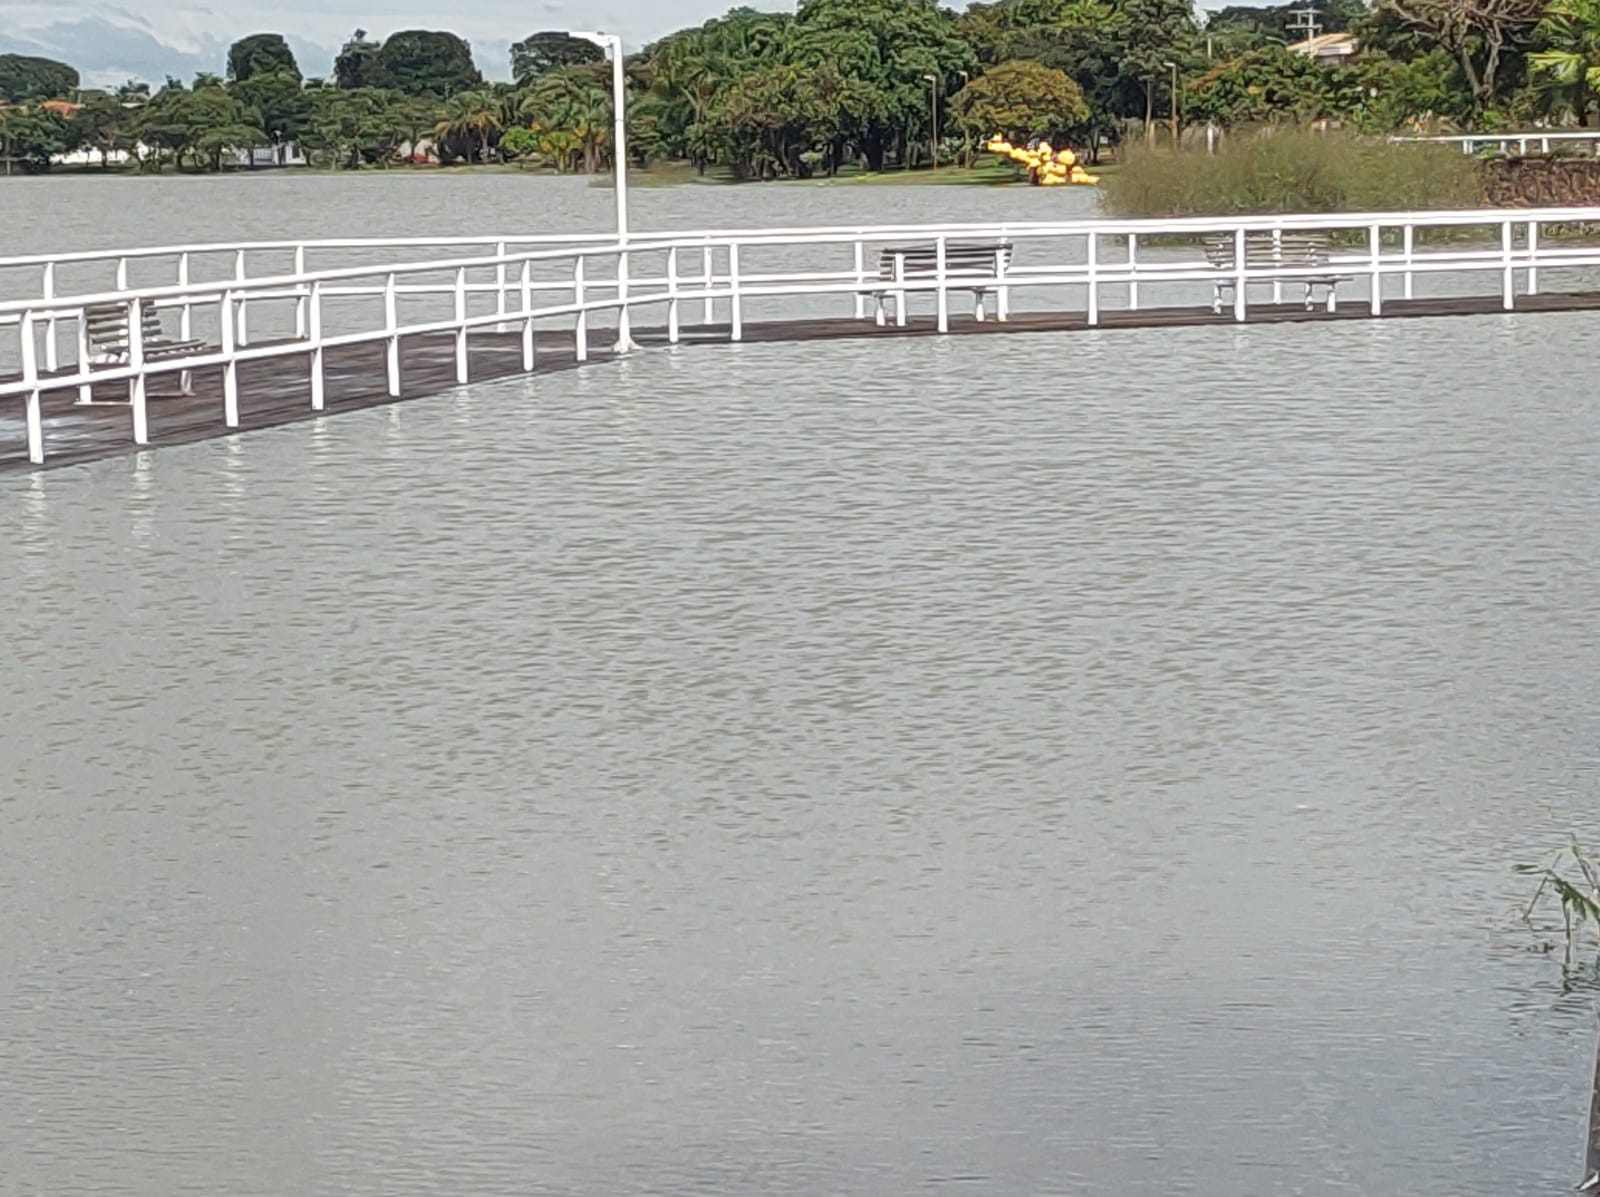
[1202,231,1351,312]
[870,240,1014,325]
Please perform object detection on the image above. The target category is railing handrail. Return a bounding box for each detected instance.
[0,232,624,273]
[7,205,1600,319]
[1390,131,1600,143]
[13,203,1600,280]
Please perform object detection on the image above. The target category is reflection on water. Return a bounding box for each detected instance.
[2,313,1598,1195]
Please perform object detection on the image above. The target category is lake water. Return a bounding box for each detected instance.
[2,174,1598,1195]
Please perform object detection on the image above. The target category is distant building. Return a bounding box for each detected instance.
[236,144,308,168]
[1288,32,1358,65]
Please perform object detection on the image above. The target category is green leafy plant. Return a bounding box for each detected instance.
[1517,837,1600,965]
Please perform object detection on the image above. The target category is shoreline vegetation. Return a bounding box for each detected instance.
[4,0,1600,211]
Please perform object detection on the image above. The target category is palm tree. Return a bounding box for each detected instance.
[521,68,611,173]
[435,89,504,164]
[1531,0,1600,125]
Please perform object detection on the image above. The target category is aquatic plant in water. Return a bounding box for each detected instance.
[1517,836,1600,969]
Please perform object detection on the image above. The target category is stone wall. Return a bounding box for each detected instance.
[1481,157,1600,206]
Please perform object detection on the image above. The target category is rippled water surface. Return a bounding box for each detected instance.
[2,177,1599,1195]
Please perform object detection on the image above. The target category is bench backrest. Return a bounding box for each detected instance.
[878,242,1013,280]
[1203,231,1332,269]
[85,302,169,350]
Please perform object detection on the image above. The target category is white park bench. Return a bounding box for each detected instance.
[873,241,1013,326]
[1203,231,1351,313]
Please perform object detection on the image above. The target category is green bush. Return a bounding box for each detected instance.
[1103,127,1483,217]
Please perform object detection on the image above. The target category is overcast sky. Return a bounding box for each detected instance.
[0,0,796,87]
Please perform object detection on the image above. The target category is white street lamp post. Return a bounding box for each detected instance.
[569,30,635,353]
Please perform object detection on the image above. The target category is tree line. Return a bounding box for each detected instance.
[3,0,1600,178]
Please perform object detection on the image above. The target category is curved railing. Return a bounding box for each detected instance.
[6,205,1600,467]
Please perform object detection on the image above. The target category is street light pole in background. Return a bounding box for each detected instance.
[924,74,939,172]
[957,70,970,167]
[1164,60,1180,145]
[569,30,635,352]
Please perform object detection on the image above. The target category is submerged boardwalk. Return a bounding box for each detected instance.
[7,287,1600,475]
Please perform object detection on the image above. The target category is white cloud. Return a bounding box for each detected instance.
[0,0,804,87]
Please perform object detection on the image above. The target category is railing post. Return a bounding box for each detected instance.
[1086,231,1099,327]
[294,246,308,339]
[893,249,908,328]
[574,256,588,363]
[702,244,714,325]
[1402,224,1414,301]
[853,238,866,320]
[1271,228,1283,306]
[935,235,949,334]
[384,272,401,397]
[233,249,249,346]
[454,266,469,384]
[1502,219,1515,310]
[1369,223,1382,316]
[729,243,743,343]
[20,310,43,464]
[667,247,681,344]
[309,280,325,411]
[178,252,192,343]
[129,297,150,442]
[219,291,239,428]
[42,262,58,373]
[116,257,128,292]
[1233,227,1247,322]
[1527,219,1540,296]
[75,305,92,405]
[520,259,535,372]
[495,241,508,329]
[1127,233,1139,311]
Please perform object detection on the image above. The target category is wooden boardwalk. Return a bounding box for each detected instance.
[6,287,1600,475]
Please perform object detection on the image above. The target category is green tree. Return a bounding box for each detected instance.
[68,93,137,168]
[791,0,976,171]
[334,29,382,90]
[958,0,1128,159]
[500,125,542,160]
[1186,47,1363,127]
[373,30,483,97]
[134,79,264,171]
[0,105,70,172]
[637,9,796,172]
[1377,0,1544,114]
[521,64,613,173]
[228,34,301,83]
[1530,0,1600,123]
[951,59,1090,142]
[232,69,310,147]
[1120,0,1200,137]
[511,32,605,85]
[435,90,504,163]
[302,86,416,168]
[0,54,79,103]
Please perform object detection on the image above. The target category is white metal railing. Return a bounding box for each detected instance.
[7,206,1600,467]
[1390,131,1600,157]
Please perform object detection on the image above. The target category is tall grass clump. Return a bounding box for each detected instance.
[1103,127,1482,218]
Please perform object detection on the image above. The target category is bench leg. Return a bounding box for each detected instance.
[1212,284,1225,316]
[180,369,194,396]
[876,296,887,328]
[1326,288,1337,313]
[974,292,986,323]
[1304,283,1315,311]
[895,290,907,328]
